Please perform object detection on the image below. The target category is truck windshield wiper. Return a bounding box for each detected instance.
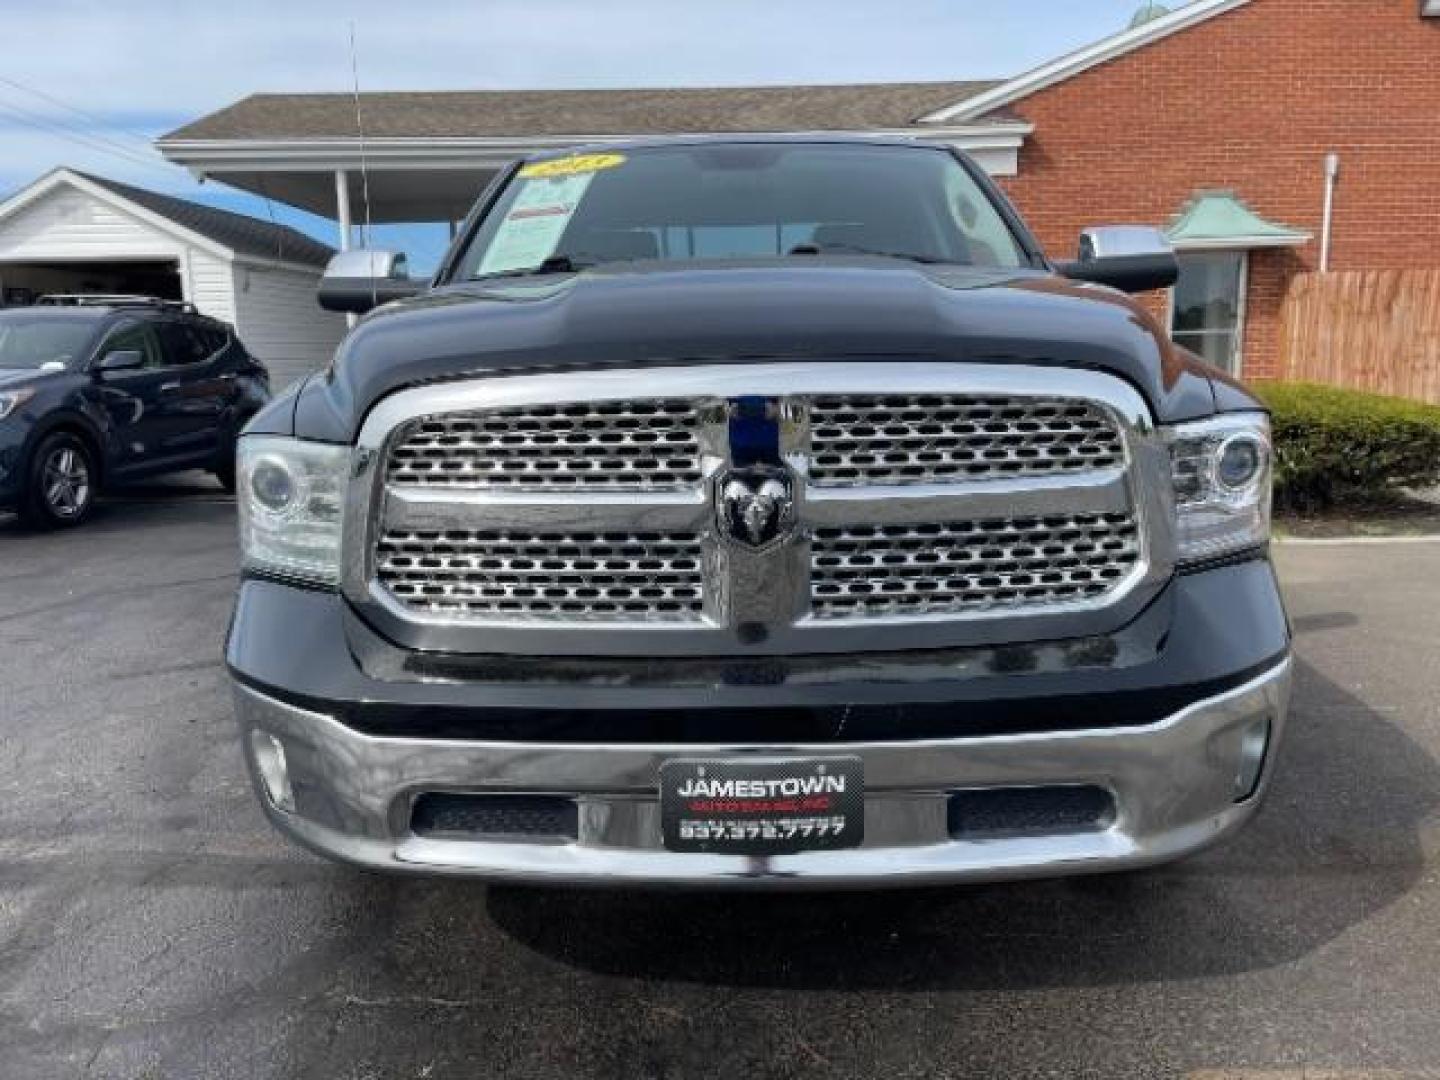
[471,254,593,281]
[787,244,957,266]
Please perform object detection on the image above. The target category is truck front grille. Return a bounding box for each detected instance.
[808,394,1125,487]
[809,513,1141,620]
[386,399,704,490]
[376,529,706,621]
[354,364,1160,655]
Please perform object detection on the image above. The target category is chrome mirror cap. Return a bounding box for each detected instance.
[322,249,409,281]
[1078,226,1173,261]
[318,249,421,314]
[1058,226,1179,294]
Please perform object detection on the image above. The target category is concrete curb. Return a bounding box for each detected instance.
[1274,533,1440,546]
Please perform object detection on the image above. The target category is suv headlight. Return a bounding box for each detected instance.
[1165,412,1272,563]
[237,436,349,585]
[0,389,36,420]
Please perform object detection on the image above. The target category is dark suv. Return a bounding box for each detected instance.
[0,296,270,527]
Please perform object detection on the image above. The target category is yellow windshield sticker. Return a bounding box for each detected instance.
[519,152,627,179]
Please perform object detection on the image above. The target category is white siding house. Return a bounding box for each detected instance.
[0,168,346,387]
[231,264,350,385]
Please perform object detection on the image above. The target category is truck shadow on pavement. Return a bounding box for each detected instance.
[475,655,1434,991]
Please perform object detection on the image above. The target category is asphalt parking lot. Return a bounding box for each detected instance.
[2,482,1438,1079]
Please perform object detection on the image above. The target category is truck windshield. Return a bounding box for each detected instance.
[0,314,96,370]
[453,143,1030,280]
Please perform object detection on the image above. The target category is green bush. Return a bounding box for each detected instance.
[1255,382,1440,511]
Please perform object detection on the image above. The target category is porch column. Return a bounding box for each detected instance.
[334,170,352,252]
[335,171,356,324]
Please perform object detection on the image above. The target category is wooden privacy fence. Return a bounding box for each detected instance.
[1280,269,1440,403]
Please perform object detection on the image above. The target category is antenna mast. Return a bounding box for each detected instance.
[348,21,374,251]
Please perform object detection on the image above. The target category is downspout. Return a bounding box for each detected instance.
[1319,152,1340,272]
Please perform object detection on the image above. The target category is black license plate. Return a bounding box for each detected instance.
[659,757,864,855]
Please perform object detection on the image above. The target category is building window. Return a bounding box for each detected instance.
[1170,251,1247,375]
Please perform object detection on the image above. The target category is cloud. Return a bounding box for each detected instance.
[0,126,175,193]
[0,0,1146,263]
[3,0,1143,117]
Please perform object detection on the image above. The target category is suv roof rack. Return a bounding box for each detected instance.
[35,294,199,314]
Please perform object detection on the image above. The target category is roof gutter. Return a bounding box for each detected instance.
[1168,234,1312,252]
[155,124,1034,174]
[917,0,1254,124]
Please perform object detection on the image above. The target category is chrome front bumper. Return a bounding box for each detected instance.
[232,658,1292,888]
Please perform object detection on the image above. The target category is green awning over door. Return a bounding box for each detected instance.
[1166,190,1311,250]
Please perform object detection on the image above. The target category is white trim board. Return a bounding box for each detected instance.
[1170,234,1311,251]
[0,168,234,263]
[156,124,1034,173]
[918,0,1256,124]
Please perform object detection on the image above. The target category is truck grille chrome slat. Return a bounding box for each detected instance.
[809,512,1141,620]
[376,529,707,621]
[808,394,1126,487]
[387,399,705,490]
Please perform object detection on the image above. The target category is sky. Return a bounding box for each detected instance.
[0,0,1158,271]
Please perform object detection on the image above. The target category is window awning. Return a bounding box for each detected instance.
[1166,190,1311,250]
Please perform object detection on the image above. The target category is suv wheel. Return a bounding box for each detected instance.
[213,417,251,493]
[21,432,97,528]
[213,455,236,493]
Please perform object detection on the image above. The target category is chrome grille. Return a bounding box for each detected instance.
[386,399,704,490]
[376,530,706,621]
[808,395,1125,487]
[809,512,1141,620]
[354,363,1164,655]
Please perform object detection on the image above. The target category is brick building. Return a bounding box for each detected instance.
[944,0,1440,377]
[160,0,1440,380]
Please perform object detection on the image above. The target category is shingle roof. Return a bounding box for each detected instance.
[77,172,335,268]
[161,82,1009,142]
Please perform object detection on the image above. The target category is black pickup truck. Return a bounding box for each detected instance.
[227,136,1290,887]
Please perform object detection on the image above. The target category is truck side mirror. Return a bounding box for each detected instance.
[318,249,423,314]
[96,349,145,373]
[1056,226,1179,294]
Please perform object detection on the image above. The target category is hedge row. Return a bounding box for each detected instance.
[1255,382,1440,511]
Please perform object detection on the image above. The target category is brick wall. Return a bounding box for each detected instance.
[993,0,1440,379]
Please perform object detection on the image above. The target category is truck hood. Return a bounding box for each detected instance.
[297,260,1240,441]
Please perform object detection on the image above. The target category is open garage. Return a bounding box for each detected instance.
[0,257,182,305]
[0,168,347,386]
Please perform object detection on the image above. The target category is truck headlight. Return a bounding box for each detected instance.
[237,436,348,585]
[1166,412,1272,563]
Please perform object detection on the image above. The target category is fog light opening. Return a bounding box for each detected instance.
[1233,716,1272,802]
[250,730,295,813]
